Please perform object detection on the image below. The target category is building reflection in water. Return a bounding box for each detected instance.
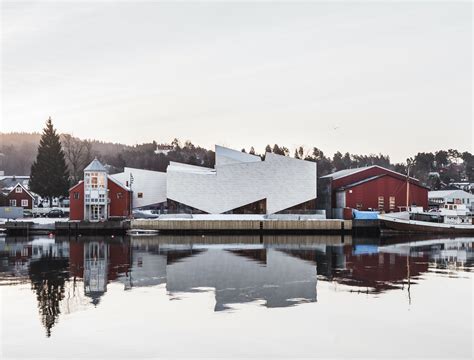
[0,234,473,337]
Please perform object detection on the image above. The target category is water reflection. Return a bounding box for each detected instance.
[0,234,473,338]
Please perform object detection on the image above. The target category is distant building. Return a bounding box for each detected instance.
[69,158,132,221]
[0,175,30,192]
[154,144,174,155]
[6,183,34,209]
[319,166,429,218]
[448,182,474,193]
[429,189,474,210]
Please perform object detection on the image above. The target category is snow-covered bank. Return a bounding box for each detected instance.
[0,217,69,225]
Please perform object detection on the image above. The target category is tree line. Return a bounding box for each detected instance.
[1,119,473,204]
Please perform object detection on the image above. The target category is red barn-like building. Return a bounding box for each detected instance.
[7,183,34,209]
[69,176,132,221]
[318,166,428,218]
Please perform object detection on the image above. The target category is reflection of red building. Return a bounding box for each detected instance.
[69,240,131,304]
[278,245,430,294]
[339,247,430,292]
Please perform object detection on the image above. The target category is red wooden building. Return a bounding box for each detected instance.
[69,176,132,221]
[319,166,428,218]
[7,183,34,209]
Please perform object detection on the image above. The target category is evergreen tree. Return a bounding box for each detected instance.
[29,117,70,206]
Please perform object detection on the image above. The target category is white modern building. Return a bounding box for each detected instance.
[111,167,167,209]
[111,145,317,214]
[429,189,474,211]
[167,146,317,214]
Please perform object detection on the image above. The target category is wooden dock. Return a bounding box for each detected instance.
[3,220,130,235]
[131,219,352,234]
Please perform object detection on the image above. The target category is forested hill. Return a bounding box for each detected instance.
[0,132,472,190]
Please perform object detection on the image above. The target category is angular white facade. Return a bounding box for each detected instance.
[111,167,167,209]
[167,146,317,214]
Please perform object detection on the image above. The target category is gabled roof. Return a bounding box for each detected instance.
[335,174,429,191]
[68,177,130,192]
[69,180,84,192]
[8,182,35,199]
[84,158,107,172]
[428,189,474,199]
[321,165,419,182]
[107,175,130,191]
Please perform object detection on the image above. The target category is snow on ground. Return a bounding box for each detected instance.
[0,217,69,225]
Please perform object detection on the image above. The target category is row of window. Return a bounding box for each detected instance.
[73,192,125,200]
[378,196,396,211]
[9,199,29,207]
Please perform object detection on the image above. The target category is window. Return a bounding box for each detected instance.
[117,192,123,199]
[389,196,395,211]
[9,199,16,206]
[378,196,384,211]
[21,199,28,207]
[15,186,22,193]
[356,203,363,210]
[91,175,98,188]
[137,192,143,198]
[74,192,80,200]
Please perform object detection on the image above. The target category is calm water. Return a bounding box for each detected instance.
[0,234,472,359]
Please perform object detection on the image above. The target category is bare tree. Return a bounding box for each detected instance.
[61,134,93,184]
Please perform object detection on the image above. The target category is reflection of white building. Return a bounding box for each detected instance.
[111,145,317,214]
[84,242,108,304]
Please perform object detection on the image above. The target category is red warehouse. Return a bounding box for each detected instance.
[69,159,132,221]
[7,183,34,209]
[318,166,428,218]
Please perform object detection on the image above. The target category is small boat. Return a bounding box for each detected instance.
[379,204,474,235]
[127,228,159,236]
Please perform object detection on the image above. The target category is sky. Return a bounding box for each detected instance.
[1,1,472,163]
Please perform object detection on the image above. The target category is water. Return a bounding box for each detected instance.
[0,234,472,359]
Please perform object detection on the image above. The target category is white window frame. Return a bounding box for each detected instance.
[15,186,22,193]
[10,199,16,206]
[21,199,28,207]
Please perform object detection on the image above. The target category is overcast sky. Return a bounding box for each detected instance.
[1,1,472,162]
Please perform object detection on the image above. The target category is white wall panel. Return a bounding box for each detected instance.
[167,149,317,214]
[111,167,167,209]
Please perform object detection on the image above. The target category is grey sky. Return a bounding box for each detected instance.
[1,1,472,162]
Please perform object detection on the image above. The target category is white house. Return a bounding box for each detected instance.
[428,189,474,210]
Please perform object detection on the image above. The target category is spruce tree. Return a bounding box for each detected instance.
[29,117,70,206]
